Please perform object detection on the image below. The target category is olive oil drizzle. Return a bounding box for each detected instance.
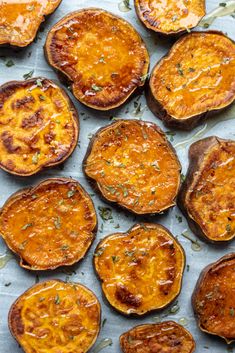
[92,338,113,353]
[0,250,14,269]
[199,0,235,28]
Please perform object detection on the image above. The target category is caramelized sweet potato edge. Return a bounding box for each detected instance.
[44,8,150,111]
[0,78,79,176]
[0,178,98,270]
[134,0,205,35]
[178,136,235,243]
[93,223,186,316]
[146,31,235,130]
[119,321,196,352]
[83,119,181,215]
[192,253,235,344]
[0,0,62,47]
[8,279,101,349]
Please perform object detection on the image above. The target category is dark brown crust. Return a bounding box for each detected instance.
[83,119,181,215]
[93,223,186,317]
[8,279,101,351]
[0,77,79,176]
[0,178,98,270]
[120,321,196,352]
[178,136,235,243]
[192,253,235,344]
[0,0,62,48]
[44,8,150,111]
[146,31,235,130]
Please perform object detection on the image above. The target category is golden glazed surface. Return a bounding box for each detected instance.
[193,253,235,343]
[0,178,97,270]
[149,32,235,128]
[84,120,181,215]
[94,224,185,315]
[9,280,101,353]
[120,321,196,353]
[135,0,205,34]
[45,8,149,110]
[0,0,61,47]
[0,78,78,176]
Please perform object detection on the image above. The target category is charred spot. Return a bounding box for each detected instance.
[115,284,142,307]
[44,132,56,144]
[21,109,44,129]
[1,131,21,153]
[11,306,24,336]
[11,96,35,110]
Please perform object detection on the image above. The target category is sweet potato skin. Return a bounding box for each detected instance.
[120,321,196,353]
[83,119,181,215]
[134,0,205,35]
[0,178,97,270]
[93,223,185,316]
[8,280,101,353]
[192,253,235,344]
[45,8,149,110]
[147,31,235,130]
[0,78,79,176]
[0,0,62,47]
[178,136,235,243]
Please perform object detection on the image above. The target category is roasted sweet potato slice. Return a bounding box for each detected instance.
[9,280,101,353]
[45,8,149,110]
[192,253,235,343]
[0,178,97,270]
[179,136,235,243]
[0,78,79,176]
[84,120,181,215]
[0,0,61,47]
[147,31,235,130]
[134,0,205,35]
[94,223,185,315]
[120,321,196,352]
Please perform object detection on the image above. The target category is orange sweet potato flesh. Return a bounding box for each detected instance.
[120,321,196,353]
[135,0,205,35]
[8,280,101,353]
[84,120,181,215]
[147,32,235,130]
[0,78,79,176]
[45,8,149,110]
[192,253,235,343]
[0,178,97,270]
[0,0,61,47]
[94,223,185,315]
[179,137,235,243]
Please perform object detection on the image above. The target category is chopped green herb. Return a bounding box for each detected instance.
[230,308,234,317]
[39,95,46,101]
[54,294,60,305]
[98,206,113,221]
[125,250,135,257]
[165,131,176,142]
[123,0,131,10]
[23,70,34,80]
[21,223,33,230]
[99,56,105,63]
[140,73,149,82]
[19,240,28,250]
[36,79,43,87]
[32,151,40,164]
[102,318,107,327]
[188,67,195,72]
[67,190,76,198]
[175,215,182,223]
[94,247,105,257]
[180,174,186,182]
[203,23,210,28]
[54,216,61,229]
[219,2,227,6]
[176,63,184,76]
[4,282,12,287]
[172,15,178,22]
[111,255,120,263]
[187,264,190,272]
[61,244,69,251]
[91,84,103,92]
[226,224,232,233]
[5,59,15,67]
[170,302,180,314]
[105,186,116,195]
[27,4,35,11]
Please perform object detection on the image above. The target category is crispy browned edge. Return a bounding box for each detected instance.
[146,31,235,130]
[0,177,98,270]
[0,77,79,176]
[134,0,205,36]
[178,136,235,244]
[0,0,62,48]
[8,279,101,351]
[44,8,150,111]
[83,119,181,215]
[119,321,196,352]
[93,223,186,317]
[192,252,235,344]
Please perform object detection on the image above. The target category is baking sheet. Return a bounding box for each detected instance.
[0,1,235,352]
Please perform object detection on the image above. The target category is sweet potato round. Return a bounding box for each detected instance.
[0,78,79,176]
[120,321,196,352]
[134,0,205,35]
[147,31,235,130]
[8,280,101,353]
[83,119,181,215]
[192,253,235,344]
[0,0,61,47]
[0,178,97,270]
[179,136,235,243]
[45,8,149,110]
[93,223,185,316]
